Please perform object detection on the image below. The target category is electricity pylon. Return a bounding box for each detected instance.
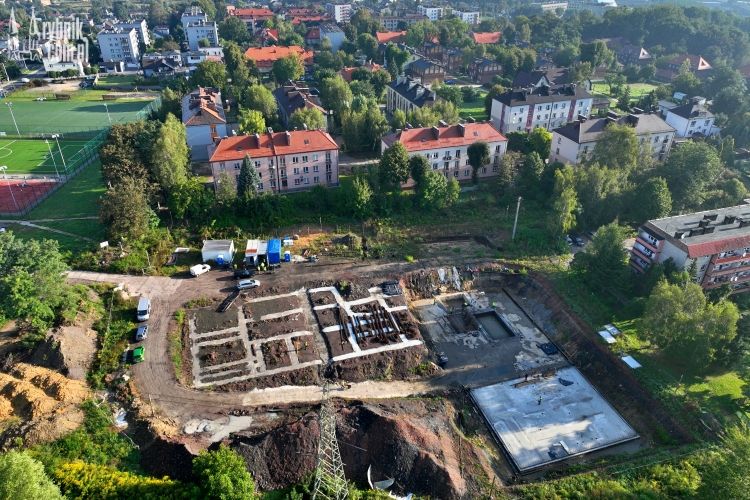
[312,381,348,500]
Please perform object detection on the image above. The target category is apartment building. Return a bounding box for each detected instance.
[185,20,219,51]
[305,24,346,52]
[97,26,140,64]
[406,58,445,85]
[663,98,717,138]
[273,81,329,131]
[380,122,508,187]
[182,87,227,161]
[417,5,443,20]
[181,6,207,28]
[386,76,439,115]
[451,9,480,25]
[116,19,150,46]
[209,130,340,193]
[244,45,314,73]
[226,7,274,33]
[379,14,428,31]
[468,58,503,85]
[631,205,750,292]
[490,84,593,134]
[549,112,675,164]
[326,3,352,23]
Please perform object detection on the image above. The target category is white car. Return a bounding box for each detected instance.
[189,264,211,277]
[237,279,260,290]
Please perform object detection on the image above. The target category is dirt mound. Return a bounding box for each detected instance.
[0,373,58,420]
[231,398,494,498]
[30,324,97,381]
[10,363,90,403]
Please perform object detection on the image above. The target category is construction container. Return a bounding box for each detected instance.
[267,239,281,265]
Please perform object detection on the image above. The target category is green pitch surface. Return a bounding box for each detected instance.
[0,138,90,175]
[0,99,154,134]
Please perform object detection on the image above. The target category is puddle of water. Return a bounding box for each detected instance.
[476,311,513,340]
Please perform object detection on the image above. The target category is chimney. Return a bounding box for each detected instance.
[458,123,466,136]
[303,123,308,130]
[438,119,447,127]
[285,130,291,143]
[267,127,273,134]
[431,126,439,139]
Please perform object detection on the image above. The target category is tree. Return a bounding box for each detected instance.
[527,127,552,158]
[434,84,463,107]
[629,177,672,222]
[390,109,406,130]
[356,33,378,60]
[100,177,155,241]
[245,85,277,121]
[467,142,490,184]
[238,109,266,135]
[384,43,409,78]
[319,76,353,119]
[350,80,375,99]
[641,280,738,363]
[575,165,625,228]
[289,107,326,130]
[151,114,190,192]
[553,45,579,67]
[215,171,237,205]
[591,123,639,170]
[237,155,260,199]
[548,165,579,237]
[432,101,460,125]
[193,445,255,500]
[100,121,159,186]
[662,141,723,210]
[272,54,304,83]
[580,40,614,67]
[416,169,450,209]
[519,151,545,197]
[571,223,632,295]
[350,176,373,219]
[673,59,702,96]
[168,177,214,222]
[379,142,410,192]
[699,424,750,499]
[0,451,62,500]
[191,60,227,89]
[219,16,249,43]
[409,155,430,186]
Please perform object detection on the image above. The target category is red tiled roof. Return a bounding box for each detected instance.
[471,32,502,44]
[376,31,406,44]
[291,15,330,25]
[244,45,314,67]
[339,62,383,82]
[230,8,274,18]
[210,130,338,162]
[382,123,507,152]
[687,235,750,259]
[305,27,320,40]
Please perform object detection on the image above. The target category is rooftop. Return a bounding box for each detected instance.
[471,32,502,44]
[644,204,750,258]
[209,130,338,162]
[273,81,327,124]
[495,84,592,107]
[667,101,714,120]
[471,366,638,472]
[553,113,674,144]
[244,45,314,66]
[388,77,438,107]
[375,31,406,44]
[382,122,507,152]
[229,7,274,17]
[182,87,226,126]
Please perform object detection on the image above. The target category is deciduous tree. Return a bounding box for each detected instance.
[193,444,256,500]
[289,107,326,130]
[100,177,155,241]
[591,123,639,170]
[244,84,277,121]
[378,142,410,192]
[238,109,266,135]
[151,114,190,191]
[272,54,304,83]
[191,60,227,89]
[0,451,62,500]
[467,141,490,183]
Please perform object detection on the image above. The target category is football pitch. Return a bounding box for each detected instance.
[0,138,90,175]
[0,99,155,134]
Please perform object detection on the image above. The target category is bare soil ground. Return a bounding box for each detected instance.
[215,365,320,392]
[197,340,246,368]
[247,314,308,340]
[292,336,319,363]
[322,330,354,357]
[193,307,238,334]
[313,306,340,330]
[332,345,429,382]
[244,296,301,319]
[195,331,237,343]
[309,290,336,306]
[262,340,293,369]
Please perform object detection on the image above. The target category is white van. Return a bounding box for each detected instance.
[136,297,151,321]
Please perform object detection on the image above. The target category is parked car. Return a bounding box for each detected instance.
[574,236,585,247]
[233,267,255,279]
[135,325,148,341]
[131,346,145,363]
[236,279,260,290]
[437,352,448,367]
[565,235,573,246]
[190,263,211,276]
[136,296,151,321]
[19,78,30,83]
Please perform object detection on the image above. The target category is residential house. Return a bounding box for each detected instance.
[305,24,346,52]
[339,61,383,82]
[226,7,274,33]
[471,32,502,45]
[379,14,428,31]
[185,20,219,51]
[534,2,569,14]
[380,122,508,187]
[663,98,717,138]
[181,6,208,28]
[656,54,712,82]
[490,84,593,133]
[244,45,314,74]
[290,14,331,26]
[258,28,279,46]
[183,46,224,68]
[630,204,750,292]
[152,25,170,39]
[142,51,184,77]
[182,87,227,161]
[208,130,340,192]
[604,37,651,66]
[97,26,140,65]
[273,81,329,131]
[406,58,445,85]
[417,5,443,21]
[442,48,463,73]
[386,76,439,115]
[116,19,150,46]
[376,31,406,45]
[549,112,675,165]
[468,58,503,84]
[326,3,352,23]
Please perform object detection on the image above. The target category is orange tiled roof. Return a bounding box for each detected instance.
[471,32,502,44]
[210,130,338,162]
[243,45,314,67]
[382,123,507,152]
[230,8,274,18]
[291,15,329,25]
[376,31,406,44]
[339,62,383,82]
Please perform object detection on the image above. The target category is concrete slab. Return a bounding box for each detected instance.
[471,366,638,472]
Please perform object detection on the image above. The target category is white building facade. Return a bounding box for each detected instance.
[490,85,593,134]
[185,21,219,50]
[97,27,140,64]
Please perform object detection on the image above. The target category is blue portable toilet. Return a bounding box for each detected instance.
[284,250,291,262]
[267,239,281,264]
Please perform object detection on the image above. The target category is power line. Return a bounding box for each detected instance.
[312,380,348,500]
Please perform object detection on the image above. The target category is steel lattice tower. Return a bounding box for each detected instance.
[312,382,348,500]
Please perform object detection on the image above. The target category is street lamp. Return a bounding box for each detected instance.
[5,102,19,135]
[51,134,67,173]
[103,103,112,125]
[0,166,19,212]
[44,139,61,178]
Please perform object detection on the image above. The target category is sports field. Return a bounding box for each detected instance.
[0,99,155,134]
[0,138,89,175]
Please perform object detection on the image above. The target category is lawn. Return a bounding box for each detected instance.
[0,98,157,134]
[0,138,91,175]
[28,160,105,220]
[592,82,658,99]
[3,222,90,253]
[95,75,139,87]
[459,95,488,121]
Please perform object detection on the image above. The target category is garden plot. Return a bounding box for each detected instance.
[187,291,323,389]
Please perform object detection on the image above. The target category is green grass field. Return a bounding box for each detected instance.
[0,138,90,175]
[0,98,155,134]
[28,160,105,220]
[459,94,488,121]
[592,82,658,99]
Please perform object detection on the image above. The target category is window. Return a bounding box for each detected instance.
[313,165,319,172]
[302,155,308,163]
[304,178,310,184]
[495,145,500,153]
[444,161,449,169]
[546,105,550,110]
[280,168,287,178]
[432,162,438,169]
[454,160,459,168]
[258,182,263,190]
[690,120,696,126]
[314,176,320,183]
[257,171,262,178]
[234,162,240,169]
[292,156,299,163]
[303,167,309,174]
[326,172,332,182]
[270,179,276,187]
[254,161,261,167]
[464,169,470,177]
[536,114,541,120]
[293,167,300,175]
[433,152,439,159]
[481,167,487,174]
[492,164,499,172]
[556,147,559,154]
[454,171,459,177]
[557,137,561,144]
[313,154,319,161]
[455,149,461,157]
[294,178,302,186]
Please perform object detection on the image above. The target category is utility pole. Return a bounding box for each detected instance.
[6,102,19,135]
[44,139,61,178]
[511,196,522,241]
[312,381,348,500]
[0,166,19,212]
[52,134,67,173]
